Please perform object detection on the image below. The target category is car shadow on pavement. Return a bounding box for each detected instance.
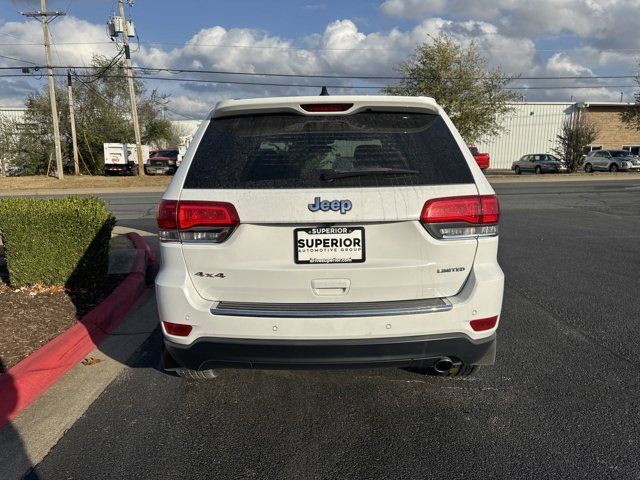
[0,359,40,480]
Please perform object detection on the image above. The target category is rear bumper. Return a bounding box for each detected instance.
[163,332,496,370]
[104,165,131,172]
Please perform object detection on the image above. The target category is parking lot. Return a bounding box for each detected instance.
[16,179,640,479]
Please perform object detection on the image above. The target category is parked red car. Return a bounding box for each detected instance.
[469,146,490,170]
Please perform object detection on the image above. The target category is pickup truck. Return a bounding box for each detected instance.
[145,149,179,175]
[469,146,490,170]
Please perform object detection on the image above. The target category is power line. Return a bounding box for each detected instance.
[75,50,125,84]
[128,67,640,81]
[165,107,199,120]
[0,72,635,90]
[0,63,638,81]
[0,41,114,46]
[0,32,31,41]
[5,38,640,54]
[0,53,39,65]
[71,72,129,111]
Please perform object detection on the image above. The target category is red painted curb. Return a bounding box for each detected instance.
[0,234,155,428]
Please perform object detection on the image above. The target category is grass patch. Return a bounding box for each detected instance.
[0,175,171,191]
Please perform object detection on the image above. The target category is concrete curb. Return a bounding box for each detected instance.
[0,233,154,428]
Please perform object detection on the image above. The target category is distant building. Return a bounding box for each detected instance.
[576,102,640,155]
[170,119,202,139]
[0,106,27,123]
[475,101,640,169]
[0,108,28,173]
[475,102,576,169]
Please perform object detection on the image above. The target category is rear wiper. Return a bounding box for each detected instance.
[321,168,419,182]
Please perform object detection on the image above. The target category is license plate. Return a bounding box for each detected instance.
[294,227,365,264]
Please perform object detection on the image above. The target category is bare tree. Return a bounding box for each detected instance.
[621,69,640,130]
[553,115,599,172]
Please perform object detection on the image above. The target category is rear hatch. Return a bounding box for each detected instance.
[177,105,479,304]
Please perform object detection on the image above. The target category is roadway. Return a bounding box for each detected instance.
[19,179,640,478]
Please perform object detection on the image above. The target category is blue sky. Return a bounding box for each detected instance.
[1,1,407,44]
[1,0,639,117]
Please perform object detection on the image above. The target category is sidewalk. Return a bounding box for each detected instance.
[0,290,159,479]
[0,230,158,478]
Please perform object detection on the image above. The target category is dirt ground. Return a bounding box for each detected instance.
[0,234,132,373]
[0,175,171,191]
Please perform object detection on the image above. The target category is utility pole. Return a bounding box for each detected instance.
[67,70,79,175]
[22,0,65,179]
[117,0,145,176]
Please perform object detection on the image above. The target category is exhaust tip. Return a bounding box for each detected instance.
[433,357,454,373]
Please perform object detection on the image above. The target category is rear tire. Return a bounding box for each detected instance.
[514,166,521,175]
[585,163,593,173]
[609,163,619,172]
[535,166,542,174]
[175,368,218,379]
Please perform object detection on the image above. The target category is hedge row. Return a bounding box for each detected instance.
[0,196,115,288]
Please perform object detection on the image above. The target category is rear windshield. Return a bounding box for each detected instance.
[184,112,473,189]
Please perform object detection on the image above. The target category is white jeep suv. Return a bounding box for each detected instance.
[155,95,504,378]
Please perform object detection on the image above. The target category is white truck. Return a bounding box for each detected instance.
[176,135,194,167]
[103,143,150,176]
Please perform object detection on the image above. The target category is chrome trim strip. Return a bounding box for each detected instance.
[211,298,452,318]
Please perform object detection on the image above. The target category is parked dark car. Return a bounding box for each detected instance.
[512,154,568,175]
[583,150,640,173]
[145,149,179,175]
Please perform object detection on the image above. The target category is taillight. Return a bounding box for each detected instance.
[300,103,353,112]
[157,199,179,242]
[162,321,192,336]
[470,315,498,331]
[420,195,499,239]
[157,200,239,243]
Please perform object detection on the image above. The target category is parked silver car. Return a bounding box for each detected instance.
[512,154,568,174]
[583,150,640,173]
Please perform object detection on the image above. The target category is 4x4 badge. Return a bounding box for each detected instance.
[194,272,226,278]
[308,197,352,214]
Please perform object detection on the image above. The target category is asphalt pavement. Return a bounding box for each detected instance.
[16,180,640,479]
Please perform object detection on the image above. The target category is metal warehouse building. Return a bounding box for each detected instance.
[474,101,640,169]
[475,102,575,170]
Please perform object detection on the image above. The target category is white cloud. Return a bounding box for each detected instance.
[0,17,117,67]
[380,0,640,48]
[0,12,637,117]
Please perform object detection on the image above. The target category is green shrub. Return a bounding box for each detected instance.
[0,196,116,288]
